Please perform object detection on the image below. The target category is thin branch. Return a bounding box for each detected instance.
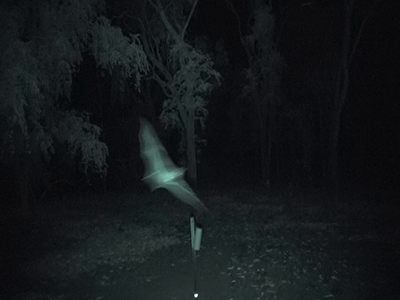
[154,0,180,41]
[224,0,252,64]
[152,72,173,98]
[123,12,173,85]
[349,0,380,64]
[224,0,245,46]
[181,0,199,39]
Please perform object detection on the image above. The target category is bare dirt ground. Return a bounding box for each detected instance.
[1,187,399,300]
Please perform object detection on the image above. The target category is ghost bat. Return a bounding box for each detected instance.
[138,117,208,214]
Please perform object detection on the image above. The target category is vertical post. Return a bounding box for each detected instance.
[190,215,198,298]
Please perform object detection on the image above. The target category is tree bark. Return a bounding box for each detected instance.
[260,116,268,184]
[185,111,197,187]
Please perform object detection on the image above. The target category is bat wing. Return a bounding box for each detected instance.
[138,117,208,213]
[139,117,185,190]
[163,178,209,213]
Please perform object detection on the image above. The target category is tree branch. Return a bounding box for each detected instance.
[349,0,380,64]
[153,0,180,41]
[224,0,252,64]
[181,0,199,40]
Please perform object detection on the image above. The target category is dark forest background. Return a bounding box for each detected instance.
[1,0,399,215]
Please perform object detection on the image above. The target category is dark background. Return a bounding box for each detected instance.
[196,0,400,192]
[85,0,399,194]
[2,0,399,206]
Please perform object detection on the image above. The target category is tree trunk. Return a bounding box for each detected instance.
[266,97,276,186]
[255,93,267,185]
[186,114,197,188]
[329,108,342,190]
[329,0,352,191]
[260,120,268,184]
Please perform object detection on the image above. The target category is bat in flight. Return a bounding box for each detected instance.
[138,117,208,214]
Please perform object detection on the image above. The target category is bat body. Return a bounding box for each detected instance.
[139,118,208,213]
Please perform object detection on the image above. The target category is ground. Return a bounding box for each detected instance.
[1,187,399,300]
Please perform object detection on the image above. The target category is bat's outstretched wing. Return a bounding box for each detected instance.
[163,178,209,214]
[139,117,185,191]
[139,118,208,213]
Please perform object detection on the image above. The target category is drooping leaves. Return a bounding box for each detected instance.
[0,0,147,188]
